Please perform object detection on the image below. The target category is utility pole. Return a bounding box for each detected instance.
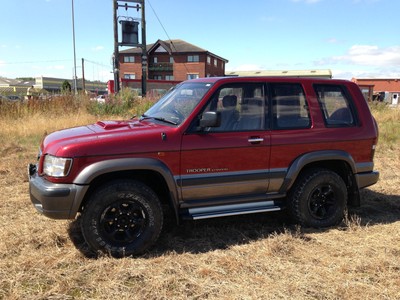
[113,0,147,95]
[72,0,78,95]
[81,58,86,92]
[113,0,120,93]
[140,0,147,96]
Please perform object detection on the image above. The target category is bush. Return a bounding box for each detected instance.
[86,88,157,118]
[0,91,158,120]
[369,103,400,149]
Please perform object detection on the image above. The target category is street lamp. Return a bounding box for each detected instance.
[72,0,78,94]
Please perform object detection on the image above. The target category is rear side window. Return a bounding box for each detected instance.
[271,83,310,129]
[314,85,356,127]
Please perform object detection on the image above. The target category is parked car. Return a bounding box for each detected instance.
[28,76,379,257]
[7,95,22,101]
[90,94,107,103]
[0,95,22,102]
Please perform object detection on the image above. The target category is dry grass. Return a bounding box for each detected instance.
[0,104,399,299]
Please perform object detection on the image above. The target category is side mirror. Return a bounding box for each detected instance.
[199,111,221,128]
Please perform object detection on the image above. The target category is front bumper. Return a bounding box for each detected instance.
[28,164,88,219]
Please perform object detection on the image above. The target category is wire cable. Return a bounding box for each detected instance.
[147,0,190,75]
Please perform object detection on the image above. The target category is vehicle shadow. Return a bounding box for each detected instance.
[67,188,400,259]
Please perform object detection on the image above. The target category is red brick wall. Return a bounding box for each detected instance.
[119,54,143,79]
[119,52,226,81]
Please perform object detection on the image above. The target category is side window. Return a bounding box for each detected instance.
[314,85,356,127]
[272,83,310,129]
[206,83,266,132]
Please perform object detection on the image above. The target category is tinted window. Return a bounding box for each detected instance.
[314,85,356,127]
[205,83,266,132]
[271,83,310,129]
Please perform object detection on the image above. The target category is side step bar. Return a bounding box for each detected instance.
[186,201,282,220]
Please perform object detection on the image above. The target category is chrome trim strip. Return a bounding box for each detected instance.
[189,200,276,215]
[188,201,281,220]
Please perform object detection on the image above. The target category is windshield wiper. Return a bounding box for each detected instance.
[139,114,178,125]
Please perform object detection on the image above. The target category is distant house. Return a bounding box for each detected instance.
[0,77,34,96]
[352,78,400,105]
[34,77,107,94]
[119,39,229,82]
[226,69,332,78]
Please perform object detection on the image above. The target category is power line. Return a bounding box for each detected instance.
[83,59,111,69]
[147,0,190,75]
[1,59,71,65]
[147,0,173,47]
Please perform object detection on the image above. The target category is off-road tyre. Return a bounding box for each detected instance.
[288,168,347,228]
[81,180,163,257]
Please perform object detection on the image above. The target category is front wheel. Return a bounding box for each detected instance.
[288,168,347,228]
[81,180,163,257]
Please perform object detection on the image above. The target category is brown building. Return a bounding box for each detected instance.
[352,78,400,105]
[119,39,228,82]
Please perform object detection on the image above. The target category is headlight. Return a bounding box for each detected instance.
[43,155,73,177]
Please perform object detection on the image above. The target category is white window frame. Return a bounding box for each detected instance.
[124,56,135,63]
[187,73,199,80]
[188,55,199,63]
[124,73,136,79]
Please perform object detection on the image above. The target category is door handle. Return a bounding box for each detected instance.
[248,137,264,144]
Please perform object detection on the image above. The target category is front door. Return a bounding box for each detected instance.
[179,83,271,206]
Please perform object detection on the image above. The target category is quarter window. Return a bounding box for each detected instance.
[314,85,356,127]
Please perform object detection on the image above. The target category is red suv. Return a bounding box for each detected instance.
[28,77,379,257]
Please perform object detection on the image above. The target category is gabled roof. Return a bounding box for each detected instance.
[0,77,34,87]
[120,39,228,62]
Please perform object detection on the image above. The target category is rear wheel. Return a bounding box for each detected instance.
[288,168,347,228]
[81,180,163,257]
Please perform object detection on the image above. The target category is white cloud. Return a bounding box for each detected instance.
[92,46,104,52]
[226,64,264,72]
[332,68,400,80]
[315,45,400,67]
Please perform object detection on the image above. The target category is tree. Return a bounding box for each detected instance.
[61,80,72,94]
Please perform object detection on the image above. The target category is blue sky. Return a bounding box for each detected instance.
[0,0,399,81]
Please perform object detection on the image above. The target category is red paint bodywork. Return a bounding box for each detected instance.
[39,77,378,188]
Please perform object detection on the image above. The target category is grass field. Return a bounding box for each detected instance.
[0,98,399,299]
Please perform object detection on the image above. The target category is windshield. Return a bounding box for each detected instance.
[142,82,213,125]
